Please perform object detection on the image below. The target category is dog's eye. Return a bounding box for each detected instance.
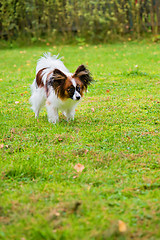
[68,87,75,95]
[76,86,80,92]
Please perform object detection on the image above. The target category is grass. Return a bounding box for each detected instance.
[0,41,160,240]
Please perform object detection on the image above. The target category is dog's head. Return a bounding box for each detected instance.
[48,65,93,101]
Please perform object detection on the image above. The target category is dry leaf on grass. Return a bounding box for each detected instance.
[58,138,63,142]
[11,128,15,134]
[118,220,127,232]
[84,149,88,155]
[74,163,85,173]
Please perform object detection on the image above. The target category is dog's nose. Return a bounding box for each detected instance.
[76,96,81,100]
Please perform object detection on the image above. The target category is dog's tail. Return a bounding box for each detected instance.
[36,53,59,73]
[36,52,69,74]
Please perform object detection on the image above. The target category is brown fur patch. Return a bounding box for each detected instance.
[49,69,67,98]
[63,76,73,89]
[36,68,46,87]
[58,76,85,100]
[58,76,73,100]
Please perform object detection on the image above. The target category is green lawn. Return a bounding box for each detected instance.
[0,41,160,240]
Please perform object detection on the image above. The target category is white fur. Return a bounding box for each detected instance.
[30,53,81,123]
[72,90,81,101]
[36,53,69,74]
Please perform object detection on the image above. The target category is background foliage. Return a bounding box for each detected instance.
[0,42,160,239]
[0,0,160,43]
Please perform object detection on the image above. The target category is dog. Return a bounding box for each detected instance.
[30,53,93,123]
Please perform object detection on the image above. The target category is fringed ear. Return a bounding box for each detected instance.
[36,68,48,87]
[48,69,67,94]
[74,65,93,88]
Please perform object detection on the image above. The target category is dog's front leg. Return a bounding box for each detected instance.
[66,109,75,122]
[46,102,59,124]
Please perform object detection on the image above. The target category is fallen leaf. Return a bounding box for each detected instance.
[20,51,26,54]
[106,89,110,93]
[118,220,127,233]
[58,138,63,142]
[84,149,88,155]
[74,163,85,173]
[11,128,15,133]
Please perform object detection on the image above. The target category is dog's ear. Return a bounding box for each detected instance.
[48,69,67,93]
[74,65,93,88]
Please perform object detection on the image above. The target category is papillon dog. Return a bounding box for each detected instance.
[30,53,93,123]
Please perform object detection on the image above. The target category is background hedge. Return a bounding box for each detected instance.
[0,0,160,42]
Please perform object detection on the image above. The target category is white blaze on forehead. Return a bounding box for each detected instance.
[70,78,81,100]
[71,78,76,88]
